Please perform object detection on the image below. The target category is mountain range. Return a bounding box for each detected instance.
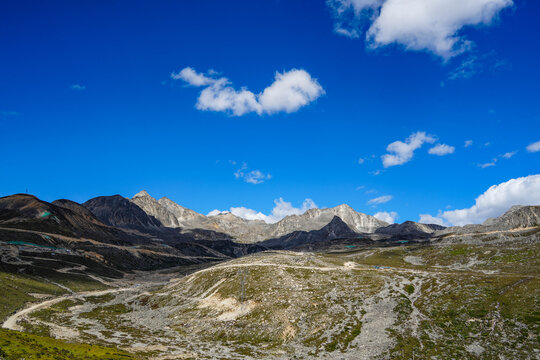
[1,190,538,276]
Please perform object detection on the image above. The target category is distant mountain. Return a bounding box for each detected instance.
[482,205,540,229]
[376,221,445,240]
[434,205,540,242]
[0,194,135,244]
[83,195,163,232]
[130,191,387,242]
[269,204,387,238]
[131,190,181,228]
[261,216,361,250]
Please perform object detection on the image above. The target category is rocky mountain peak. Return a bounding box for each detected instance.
[483,205,540,229]
[133,190,151,199]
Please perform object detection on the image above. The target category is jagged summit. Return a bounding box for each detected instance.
[122,191,388,242]
[133,190,151,198]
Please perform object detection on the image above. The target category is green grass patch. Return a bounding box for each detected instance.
[0,328,138,359]
[0,272,66,321]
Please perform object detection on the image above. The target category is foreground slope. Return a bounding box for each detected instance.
[13,236,538,359]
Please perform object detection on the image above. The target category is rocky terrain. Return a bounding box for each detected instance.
[130,190,388,243]
[0,192,538,359]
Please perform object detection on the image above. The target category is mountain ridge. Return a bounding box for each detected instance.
[128,190,388,242]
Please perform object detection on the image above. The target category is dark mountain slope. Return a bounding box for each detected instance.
[261,216,360,250]
[83,195,163,232]
[0,194,139,245]
[376,221,445,240]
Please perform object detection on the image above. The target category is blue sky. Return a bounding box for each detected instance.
[1,0,539,225]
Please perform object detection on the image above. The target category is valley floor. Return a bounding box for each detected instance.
[1,240,539,359]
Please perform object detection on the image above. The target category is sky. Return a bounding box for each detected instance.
[1,0,539,226]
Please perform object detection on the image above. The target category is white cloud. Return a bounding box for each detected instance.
[422,175,540,226]
[464,140,473,147]
[382,131,436,167]
[358,157,365,164]
[258,70,325,114]
[208,198,318,224]
[501,150,517,159]
[428,143,455,156]
[526,141,540,153]
[207,209,223,216]
[478,161,496,168]
[172,67,324,116]
[171,67,215,86]
[418,214,446,226]
[367,195,393,205]
[234,163,271,184]
[328,0,513,59]
[374,211,398,223]
[70,84,86,90]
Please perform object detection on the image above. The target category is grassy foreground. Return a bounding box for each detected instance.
[0,328,137,360]
[0,271,137,360]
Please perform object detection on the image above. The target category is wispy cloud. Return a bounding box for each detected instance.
[448,56,481,80]
[171,67,324,116]
[0,110,19,121]
[234,163,271,184]
[478,161,496,168]
[478,150,518,168]
[526,140,540,153]
[428,144,455,156]
[501,150,517,159]
[70,84,86,91]
[448,52,512,80]
[464,140,473,147]
[367,195,392,205]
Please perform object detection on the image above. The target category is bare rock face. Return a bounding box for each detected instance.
[157,197,208,227]
[132,191,181,228]
[482,205,540,229]
[270,204,387,238]
[129,191,388,243]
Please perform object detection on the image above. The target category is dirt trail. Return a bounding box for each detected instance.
[179,259,536,284]
[2,287,136,331]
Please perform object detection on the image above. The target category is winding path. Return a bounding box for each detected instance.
[2,287,136,331]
